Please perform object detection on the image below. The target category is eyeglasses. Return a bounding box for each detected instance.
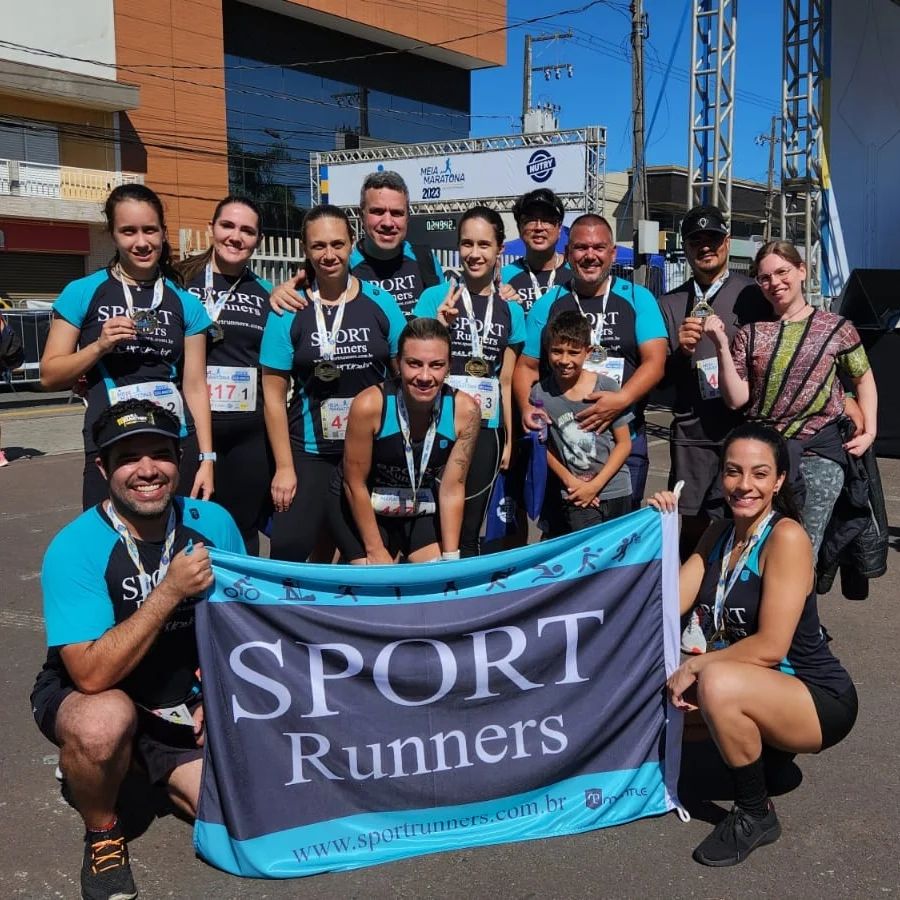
[755,266,796,288]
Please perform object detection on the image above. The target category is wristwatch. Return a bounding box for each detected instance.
[198,452,217,462]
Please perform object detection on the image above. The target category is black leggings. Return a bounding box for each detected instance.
[459,427,504,558]
[81,432,200,510]
[210,416,272,556]
[269,451,340,562]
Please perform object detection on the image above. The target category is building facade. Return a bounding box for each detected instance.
[0,0,505,297]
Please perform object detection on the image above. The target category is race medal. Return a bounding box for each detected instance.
[208,321,225,343]
[589,345,608,365]
[465,357,490,378]
[314,360,341,383]
[132,309,159,334]
[690,298,714,319]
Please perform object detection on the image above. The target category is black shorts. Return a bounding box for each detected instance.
[327,487,440,561]
[805,681,858,751]
[31,664,203,785]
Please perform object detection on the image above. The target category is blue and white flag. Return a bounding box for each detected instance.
[194,507,683,878]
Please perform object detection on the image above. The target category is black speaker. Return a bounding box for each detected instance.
[836,268,900,328]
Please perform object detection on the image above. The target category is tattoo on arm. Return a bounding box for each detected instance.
[453,404,481,484]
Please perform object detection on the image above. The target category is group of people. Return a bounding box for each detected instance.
[29,173,878,897]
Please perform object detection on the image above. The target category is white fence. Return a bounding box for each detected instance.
[178,229,303,286]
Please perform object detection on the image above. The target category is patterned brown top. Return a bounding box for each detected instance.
[731,309,869,440]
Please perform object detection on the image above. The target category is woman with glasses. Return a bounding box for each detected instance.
[703,240,878,555]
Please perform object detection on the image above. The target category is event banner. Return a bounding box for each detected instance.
[194,508,682,878]
[321,142,589,207]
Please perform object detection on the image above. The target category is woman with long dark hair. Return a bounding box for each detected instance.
[650,423,857,866]
[413,206,525,556]
[176,196,272,554]
[41,184,214,508]
[259,204,406,562]
[329,317,481,564]
[704,240,878,555]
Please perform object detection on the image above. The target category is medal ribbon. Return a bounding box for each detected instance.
[395,387,441,507]
[203,262,246,323]
[570,279,612,350]
[693,271,730,305]
[105,501,177,601]
[114,265,165,319]
[713,510,776,635]
[459,284,495,363]
[311,280,350,361]
[525,254,560,298]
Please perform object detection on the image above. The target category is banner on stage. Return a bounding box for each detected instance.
[194,507,683,878]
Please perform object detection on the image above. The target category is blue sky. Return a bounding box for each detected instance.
[470,0,783,184]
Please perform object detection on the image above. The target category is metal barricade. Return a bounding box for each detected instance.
[2,310,53,385]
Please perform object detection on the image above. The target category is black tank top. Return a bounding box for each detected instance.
[370,379,457,490]
[695,514,853,696]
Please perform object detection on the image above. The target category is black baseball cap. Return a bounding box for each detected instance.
[513,188,565,225]
[681,205,729,239]
[93,400,181,450]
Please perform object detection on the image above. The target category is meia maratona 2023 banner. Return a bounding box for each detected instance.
[193,507,683,878]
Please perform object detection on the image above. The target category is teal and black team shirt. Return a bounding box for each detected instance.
[40,498,244,710]
[259,282,406,456]
[696,515,854,696]
[185,268,273,426]
[413,285,526,430]
[501,257,573,316]
[349,240,444,318]
[523,275,667,429]
[53,269,212,453]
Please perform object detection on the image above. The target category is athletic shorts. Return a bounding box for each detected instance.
[31,664,203,785]
[805,680,858,751]
[668,439,727,518]
[327,487,440,561]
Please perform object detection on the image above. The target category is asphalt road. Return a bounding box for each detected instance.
[1,404,898,899]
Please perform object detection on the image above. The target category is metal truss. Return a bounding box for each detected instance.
[781,0,825,303]
[687,0,738,220]
[311,127,607,217]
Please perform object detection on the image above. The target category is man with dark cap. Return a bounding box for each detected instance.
[657,205,771,557]
[501,188,573,315]
[29,399,244,900]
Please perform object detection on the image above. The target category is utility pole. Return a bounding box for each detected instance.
[522,31,574,132]
[755,115,781,242]
[631,0,649,287]
[332,88,370,137]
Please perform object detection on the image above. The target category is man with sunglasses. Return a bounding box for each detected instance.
[658,205,771,558]
[501,188,573,315]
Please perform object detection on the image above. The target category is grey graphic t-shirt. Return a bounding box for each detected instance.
[530,373,633,501]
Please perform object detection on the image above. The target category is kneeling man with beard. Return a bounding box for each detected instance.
[29,398,244,900]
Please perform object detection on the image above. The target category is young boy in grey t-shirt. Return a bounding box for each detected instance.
[529,311,632,535]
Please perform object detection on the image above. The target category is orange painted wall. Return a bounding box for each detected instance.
[282,0,506,66]
[114,0,229,249]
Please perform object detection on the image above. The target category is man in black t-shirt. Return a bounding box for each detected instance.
[30,400,244,900]
[658,206,771,557]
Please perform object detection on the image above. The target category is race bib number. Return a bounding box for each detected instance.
[583,355,625,386]
[696,357,721,400]
[206,366,258,413]
[371,487,436,517]
[320,397,353,441]
[447,375,499,421]
[140,702,194,728]
[108,381,185,425]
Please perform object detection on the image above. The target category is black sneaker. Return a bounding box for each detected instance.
[692,803,782,866]
[81,822,138,900]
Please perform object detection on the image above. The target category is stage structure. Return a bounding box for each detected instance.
[687,0,738,222]
[311,127,607,228]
